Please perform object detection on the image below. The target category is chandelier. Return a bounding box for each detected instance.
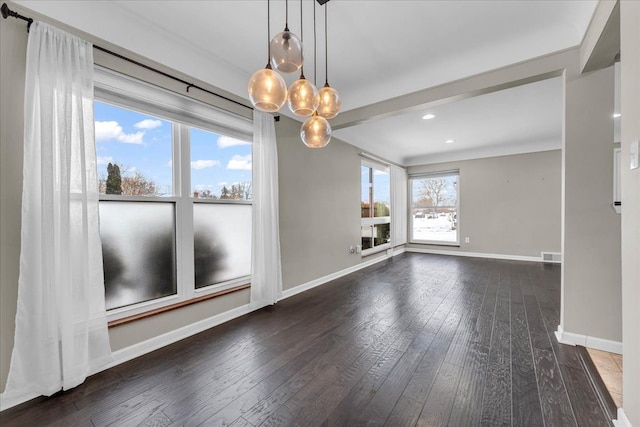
[248,0,341,148]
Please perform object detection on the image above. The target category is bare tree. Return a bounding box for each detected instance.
[223,181,252,200]
[196,189,218,199]
[121,172,159,196]
[417,178,447,207]
[231,181,252,200]
[99,163,160,196]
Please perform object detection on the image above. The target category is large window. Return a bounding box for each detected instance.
[410,171,459,245]
[94,67,252,319]
[361,161,391,254]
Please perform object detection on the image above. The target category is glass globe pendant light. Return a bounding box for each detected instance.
[317,2,341,119]
[300,0,330,148]
[248,0,287,112]
[270,0,303,74]
[301,111,331,148]
[288,0,319,116]
[288,74,319,116]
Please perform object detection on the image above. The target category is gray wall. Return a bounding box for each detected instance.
[277,116,384,290]
[620,1,640,422]
[0,15,27,394]
[407,150,562,258]
[562,65,622,342]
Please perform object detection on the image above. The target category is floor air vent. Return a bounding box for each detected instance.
[542,252,562,263]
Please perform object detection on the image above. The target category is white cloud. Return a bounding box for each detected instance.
[134,119,162,129]
[95,121,122,141]
[227,155,252,171]
[217,181,228,187]
[191,159,221,170]
[166,160,173,167]
[95,121,144,144]
[96,156,113,165]
[218,136,251,148]
[118,131,145,144]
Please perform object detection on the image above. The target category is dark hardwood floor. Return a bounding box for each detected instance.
[1,253,613,426]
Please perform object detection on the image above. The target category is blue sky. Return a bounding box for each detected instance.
[95,101,252,197]
[361,166,390,205]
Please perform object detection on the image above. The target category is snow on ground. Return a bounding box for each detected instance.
[412,215,457,242]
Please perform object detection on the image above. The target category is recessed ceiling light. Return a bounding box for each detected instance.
[613,113,621,118]
[422,114,436,120]
[445,139,455,144]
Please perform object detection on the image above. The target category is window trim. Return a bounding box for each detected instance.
[95,68,253,322]
[408,170,460,246]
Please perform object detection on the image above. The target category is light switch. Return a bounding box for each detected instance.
[631,140,639,170]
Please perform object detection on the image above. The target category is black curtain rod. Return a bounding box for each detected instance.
[1,2,263,116]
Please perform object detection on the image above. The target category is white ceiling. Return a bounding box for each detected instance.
[15,0,601,165]
[335,76,564,165]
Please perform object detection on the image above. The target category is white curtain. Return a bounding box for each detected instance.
[391,165,408,247]
[250,111,283,309]
[3,22,112,399]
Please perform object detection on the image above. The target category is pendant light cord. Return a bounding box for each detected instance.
[266,0,271,66]
[285,0,289,31]
[313,0,317,86]
[299,0,304,77]
[324,3,329,86]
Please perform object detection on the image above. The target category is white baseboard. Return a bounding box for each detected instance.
[554,325,623,354]
[0,303,254,412]
[613,408,632,427]
[280,247,403,301]
[105,304,253,370]
[406,247,543,263]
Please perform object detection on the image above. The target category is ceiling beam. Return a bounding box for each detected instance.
[331,47,581,131]
[580,0,620,73]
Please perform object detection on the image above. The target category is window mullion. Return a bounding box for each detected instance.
[176,123,195,301]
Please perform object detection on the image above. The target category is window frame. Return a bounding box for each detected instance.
[94,67,253,322]
[408,170,460,246]
[361,159,391,256]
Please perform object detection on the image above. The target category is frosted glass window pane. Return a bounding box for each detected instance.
[193,203,252,288]
[99,202,177,310]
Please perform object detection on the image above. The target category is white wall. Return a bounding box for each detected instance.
[620,1,640,423]
[562,65,622,343]
[407,150,562,258]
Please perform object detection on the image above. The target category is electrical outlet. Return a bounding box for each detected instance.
[356,245,362,254]
[465,237,470,244]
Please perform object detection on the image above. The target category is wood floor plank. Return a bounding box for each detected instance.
[448,263,500,427]
[480,264,512,427]
[415,362,463,427]
[511,272,544,427]
[0,255,610,427]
